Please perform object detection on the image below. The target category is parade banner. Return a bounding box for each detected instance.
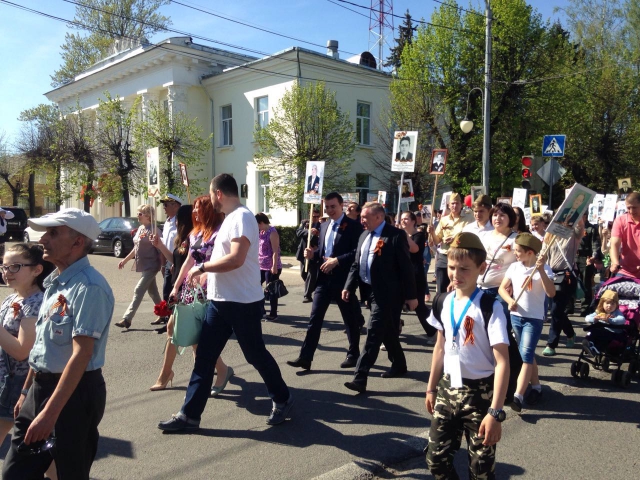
[391,131,418,173]
[146,147,160,197]
[547,183,596,239]
[303,161,324,204]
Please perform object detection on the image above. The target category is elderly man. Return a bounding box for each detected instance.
[152,193,184,333]
[3,209,114,480]
[610,192,640,279]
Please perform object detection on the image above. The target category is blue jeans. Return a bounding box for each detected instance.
[510,315,543,364]
[181,300,290,421]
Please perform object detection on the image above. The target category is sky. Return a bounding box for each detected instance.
[0,0,570,145]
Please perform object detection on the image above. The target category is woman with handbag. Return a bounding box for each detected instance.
[256,213,282,321]
[151,196,233,396]
[0,244,53,447]
[116,204,163,329]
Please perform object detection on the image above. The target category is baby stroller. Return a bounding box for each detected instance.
[570,276,640,388]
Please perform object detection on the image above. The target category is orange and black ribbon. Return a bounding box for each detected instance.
[51,294,68,316]
[463,315,475,346]
[374,239,385,256]
[11,302,21,319]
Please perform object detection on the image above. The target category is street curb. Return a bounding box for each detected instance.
[312,432,428,480]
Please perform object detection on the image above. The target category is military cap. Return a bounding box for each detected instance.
[473,194,493,210]
[515,233,542,254]
[450,192,462,203]
[450,232,485,251]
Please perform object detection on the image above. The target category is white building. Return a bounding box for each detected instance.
[45,37,391,225]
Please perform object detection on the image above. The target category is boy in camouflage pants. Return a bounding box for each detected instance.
[425,233,510,479]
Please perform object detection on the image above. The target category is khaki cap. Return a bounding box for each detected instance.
[450,232,485,251]
[515,233,542,254]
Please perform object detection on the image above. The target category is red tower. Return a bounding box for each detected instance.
[369,0,394,70]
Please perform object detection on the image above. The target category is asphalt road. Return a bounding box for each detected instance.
[1,247,639,479]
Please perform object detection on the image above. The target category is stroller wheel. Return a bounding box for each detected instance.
[570,361,580,378]
[611,370,623,385]
[579,362,589,379]
[620,371,632,388]
[602,357,611,372]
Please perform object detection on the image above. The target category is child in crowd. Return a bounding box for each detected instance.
[499,233,555,412]
[585,291,625,325]
[425,232,510,480]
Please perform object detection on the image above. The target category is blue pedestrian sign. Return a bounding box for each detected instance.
[542,135,566,157]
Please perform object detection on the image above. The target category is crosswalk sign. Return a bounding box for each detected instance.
[542,135,566,157]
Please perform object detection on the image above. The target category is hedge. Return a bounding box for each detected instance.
[275,226,299,256]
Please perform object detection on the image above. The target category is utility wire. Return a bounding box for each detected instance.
[430,0,493,21]
[326,0,369,19]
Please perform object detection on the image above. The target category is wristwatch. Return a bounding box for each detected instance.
[20,388,29,396]
[487,407,506,422]
[198,263,206,273]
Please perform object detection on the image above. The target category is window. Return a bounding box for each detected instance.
[221,105,233,146]
[258,171,270,213]
[356,173,370,205]
[35,171,47,183]
[356,102,371,145]
[256,96,268,129]
[43,196,56,213]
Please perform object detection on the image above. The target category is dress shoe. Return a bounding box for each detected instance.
[115,319,131,329]
[286,358,311,370]
[211,366,234,397]
[155,325,167,334]
[266,395,295,425]
[381,367,407,378]
[150,317,167,325]
[157,413,199,432]
[150,371,174,391]
[344,381,366,394]
[340,356,357,368]
[302,297,313,303]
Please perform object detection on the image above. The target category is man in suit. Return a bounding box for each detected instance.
[431,153,445,173]
[618,180,632,198]
[342,202,418,393]
[306,164,321,193]
[287,192,364,370]
[296,210,321,302]
[394,137,413,162]
[558,193,587,227]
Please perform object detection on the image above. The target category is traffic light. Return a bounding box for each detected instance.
[521,156,533,189]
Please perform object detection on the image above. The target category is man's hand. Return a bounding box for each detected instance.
[425,391,437,415]
[186,266,203,287]
[508,299,518,311]
[341,290,350,302]
[406,298,418,311]
[310,228,319,236]
[24,408,58,445]
[304,247,315,260]
[478,414,502,446]
[320,257,339,273]
[443,235,454,244]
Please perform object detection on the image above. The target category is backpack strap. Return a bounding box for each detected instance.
[479,290,497,332]
[431,291,447,337]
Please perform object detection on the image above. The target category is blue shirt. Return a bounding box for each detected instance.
[359,221,385,285]
[29,256,114,374]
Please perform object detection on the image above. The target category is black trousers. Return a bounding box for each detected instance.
[415,275,436,336]
[260,269,282,316]
[3,369,106,480]
[300,261,319,299]
[352,293,406,386]
[576,256,596,309]
[299,275,361,362]
[547,272,576,348]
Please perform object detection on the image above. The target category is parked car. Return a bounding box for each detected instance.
[1,206,28,240]
[91,217,164,258]
[23,213,55,243]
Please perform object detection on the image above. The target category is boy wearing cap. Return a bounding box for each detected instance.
[3,208,114,480]
[498,233,555,411]
[425,232,510,480]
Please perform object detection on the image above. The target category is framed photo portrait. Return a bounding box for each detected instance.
[497,197,512,205]
[547,183,596,239]
[470,186,485,202]
[529,194,542,215]
[399,178,414,203]
[391,131,418,173]
[430,149,447,175]
[303,161,325,204]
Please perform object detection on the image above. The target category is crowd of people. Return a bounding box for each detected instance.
[0,174,638,479]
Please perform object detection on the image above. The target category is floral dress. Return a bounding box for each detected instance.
[180,230,218,304]
[0,292,44,378]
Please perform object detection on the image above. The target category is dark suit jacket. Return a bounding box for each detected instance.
[431,161,445,173]
[558,207,580,227]
[395,152,413,161]
[345,223,417,309]
[306,175,320,193]
[312,215,363,283]
[295,221,320,262]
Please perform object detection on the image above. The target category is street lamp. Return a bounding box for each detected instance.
[459,1,492,195]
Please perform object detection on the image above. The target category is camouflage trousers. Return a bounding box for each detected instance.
[426,374,497,480]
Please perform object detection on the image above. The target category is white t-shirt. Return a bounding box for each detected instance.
[161,216,177,252]
[462,221,494,236]
[478,231,517,288]
[207,206,264,303]
[503,261,554,320]
[427,291,509,379]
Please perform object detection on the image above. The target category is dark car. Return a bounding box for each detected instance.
[1,206,28,240]
[92,217,140,258]
[92,217,165,258]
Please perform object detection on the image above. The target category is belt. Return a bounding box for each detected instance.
[34,368,102,383]
[444,374,494,387]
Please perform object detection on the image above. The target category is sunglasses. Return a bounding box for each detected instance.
[17,436,56,455]
[0,263,37,274]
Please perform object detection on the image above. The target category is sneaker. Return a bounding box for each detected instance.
[511,396,523,413]
[157,413,200,432]
[425,334,437,346]
[542,346,556,356]
[267,396,295,425]
[264,315,278,322]
[380,344,387,351]
[566,337,575,348]
[525,388,542,405]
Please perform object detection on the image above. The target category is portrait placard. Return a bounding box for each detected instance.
[367,192,379,203]
[547,183,596,239]
[399,178,414,204]
[391,131,418,173]
[471,186,485,202]
[303,161,325,204]
[146,147,160,197]
[429,149,447,175]
[529,194,542,215]
[601,194,618,223]
[377,191,388,207]
[497,197,512,205]
[592,194,605,220]
[512,188,527,209]
[179,163,189,187]
[587,204,599,225]
[616,201,628,218]
[440,191,452,212]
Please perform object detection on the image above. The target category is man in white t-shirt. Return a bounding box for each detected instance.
[158,174,293,432]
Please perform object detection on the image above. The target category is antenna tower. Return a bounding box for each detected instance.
[368,0,394,70]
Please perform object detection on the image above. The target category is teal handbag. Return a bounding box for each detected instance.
[172,286,206,350]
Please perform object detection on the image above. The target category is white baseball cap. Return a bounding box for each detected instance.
[0,208,15,220]
[28,208,102,241]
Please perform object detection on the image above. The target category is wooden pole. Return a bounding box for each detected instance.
[304,204,314,273]
[395,172,405,225]
[513,234,557,305]
[186,186,191,205]
[427,175,440,247]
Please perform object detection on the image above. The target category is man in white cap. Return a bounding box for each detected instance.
[3,208,114,480]
[152,194,184,332]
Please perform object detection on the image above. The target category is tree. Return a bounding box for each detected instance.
[134,100,210,197]
[96,92,145,216]
[384,10,417,71]
[52,0,171,87]
[253,81,356,210]
[0,131,26,207]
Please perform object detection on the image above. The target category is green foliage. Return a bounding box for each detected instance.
[254,81,356,210]
[52,0,172,87]
[274,226,298,255]
[384,10,417,70]
[134,100,211,197]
